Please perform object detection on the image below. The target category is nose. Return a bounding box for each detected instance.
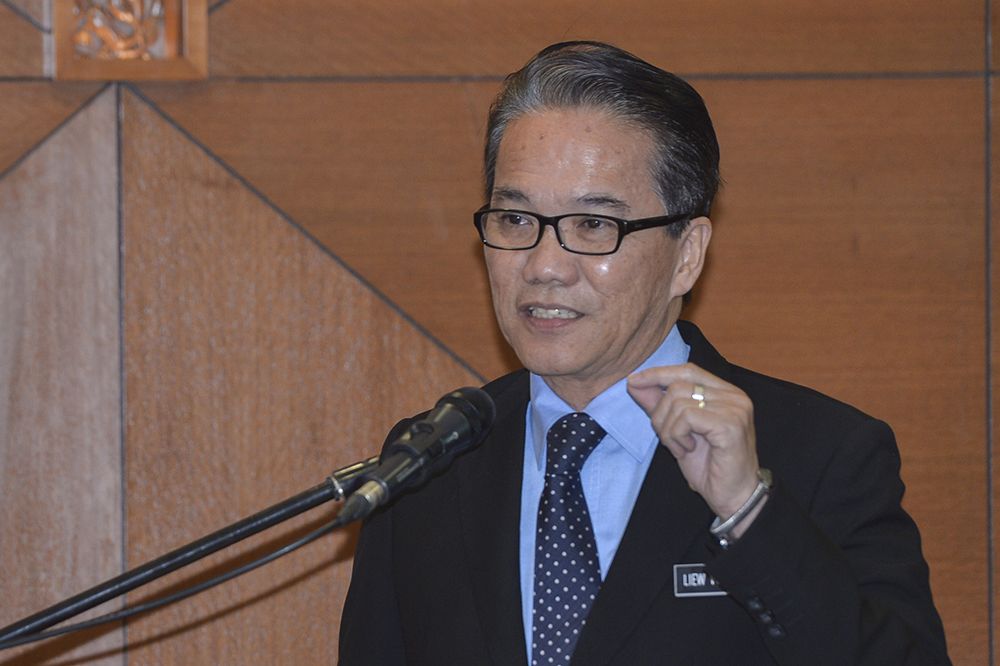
[522,226,579,286]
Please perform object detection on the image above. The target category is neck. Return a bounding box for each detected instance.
[542,376,612,412]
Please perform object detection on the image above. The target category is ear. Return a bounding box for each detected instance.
[669,216,712,299]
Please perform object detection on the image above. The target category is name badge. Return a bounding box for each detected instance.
[673,563,726,597]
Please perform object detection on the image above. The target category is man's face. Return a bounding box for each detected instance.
[484,107,700,406]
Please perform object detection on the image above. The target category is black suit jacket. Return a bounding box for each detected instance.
[339,322,949,665]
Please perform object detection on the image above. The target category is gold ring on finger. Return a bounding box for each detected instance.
[691,384,706,408]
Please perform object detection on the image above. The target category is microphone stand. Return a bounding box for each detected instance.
[0,456,379,646]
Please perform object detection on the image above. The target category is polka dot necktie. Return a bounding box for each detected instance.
[532,412,606,665]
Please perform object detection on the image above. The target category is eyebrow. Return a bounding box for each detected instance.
[491,188,633,213]
[492,187,529,205]
[577,194,631,214]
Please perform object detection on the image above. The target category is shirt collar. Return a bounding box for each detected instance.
[528,324,690,469]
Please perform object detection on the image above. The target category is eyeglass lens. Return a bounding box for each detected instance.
[481,211,620,253]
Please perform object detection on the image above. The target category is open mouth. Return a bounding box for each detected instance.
[525,306,581,320]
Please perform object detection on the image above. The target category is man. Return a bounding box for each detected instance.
[339,41,948,665]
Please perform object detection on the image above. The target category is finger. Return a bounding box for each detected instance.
[666,399,717,453]
[628,373,717,416]
[628,363,728,392]
[626,380,667,416]
[653,382,752,452]
[626,365,686,391]
[649,383,711,453]
[660,433,696,459]
[658,380,733,423]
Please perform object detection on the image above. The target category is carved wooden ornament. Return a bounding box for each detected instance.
[53,0,206,80]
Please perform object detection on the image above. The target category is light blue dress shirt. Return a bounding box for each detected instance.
[519,325,690,658]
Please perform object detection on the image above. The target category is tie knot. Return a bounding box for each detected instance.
[545,412,606,476]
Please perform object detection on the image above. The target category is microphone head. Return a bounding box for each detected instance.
[436,387,496,439]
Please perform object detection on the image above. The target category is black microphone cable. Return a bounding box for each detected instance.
[0,387,495,651]
[0,511,350,651]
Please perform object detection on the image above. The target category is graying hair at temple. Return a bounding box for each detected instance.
[483,40,722,237]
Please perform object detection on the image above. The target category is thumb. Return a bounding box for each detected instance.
[626,375,662,416]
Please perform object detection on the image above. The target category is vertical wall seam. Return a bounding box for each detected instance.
[985,1,995,663]
[115,81,129,664]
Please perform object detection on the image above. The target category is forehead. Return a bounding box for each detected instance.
[493,108,660,210]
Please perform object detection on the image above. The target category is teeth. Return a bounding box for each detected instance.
[528,307,580,320]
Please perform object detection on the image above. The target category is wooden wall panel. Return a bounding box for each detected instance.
[5,0,45,30]
[0,90,122,664]
[994,0,1000,71]
[992,74,999,666]
[688,78,987,663]
[139,81,511,379]
[0,83,105,175]
[0,5,43,76]
[120,89,480,663]
[209,0,982,77]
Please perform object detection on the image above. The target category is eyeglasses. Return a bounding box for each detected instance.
[472,208,691,256]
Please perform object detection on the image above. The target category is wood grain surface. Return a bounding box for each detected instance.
[120,88,480,662]
[139,80,513,379]
[208,0,982,77]
[992,74,999,666]
[0,89,123,665]
[0,5,43,77]
[0,83,105,176]
[4,0,45,30]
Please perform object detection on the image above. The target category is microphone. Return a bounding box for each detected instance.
[338,387,496,522]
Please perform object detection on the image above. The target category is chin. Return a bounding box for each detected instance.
[502,325,593,376]
[513,349,584,379]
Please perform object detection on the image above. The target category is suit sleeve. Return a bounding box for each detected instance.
[338,423,411,666]
[706,418,950,665]
[338,500,407,664]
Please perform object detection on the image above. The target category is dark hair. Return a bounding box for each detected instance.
[483,41,720,234]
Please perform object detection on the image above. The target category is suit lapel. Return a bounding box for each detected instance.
[678,320,732,379]
[572,447,714,665]
[458,374,531,666]
[571,321,733,666]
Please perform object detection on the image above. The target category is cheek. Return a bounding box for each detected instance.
[484,253,520,299]
[592,252,676,318]
[583,256,624,296]
[591,257,614,277]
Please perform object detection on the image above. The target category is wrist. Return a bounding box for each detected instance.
[714,478,762,519]
[727,494,767,539]
[710,468,772,549]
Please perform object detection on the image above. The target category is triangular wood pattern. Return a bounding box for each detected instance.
[0,4,43,75]
[0,88,123,664]
[0,83,105,178]
[5,0,45,30]
[140,81,520,380]
[120,88,481,662]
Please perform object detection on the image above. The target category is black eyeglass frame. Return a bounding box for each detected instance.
[472,207,692,256]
